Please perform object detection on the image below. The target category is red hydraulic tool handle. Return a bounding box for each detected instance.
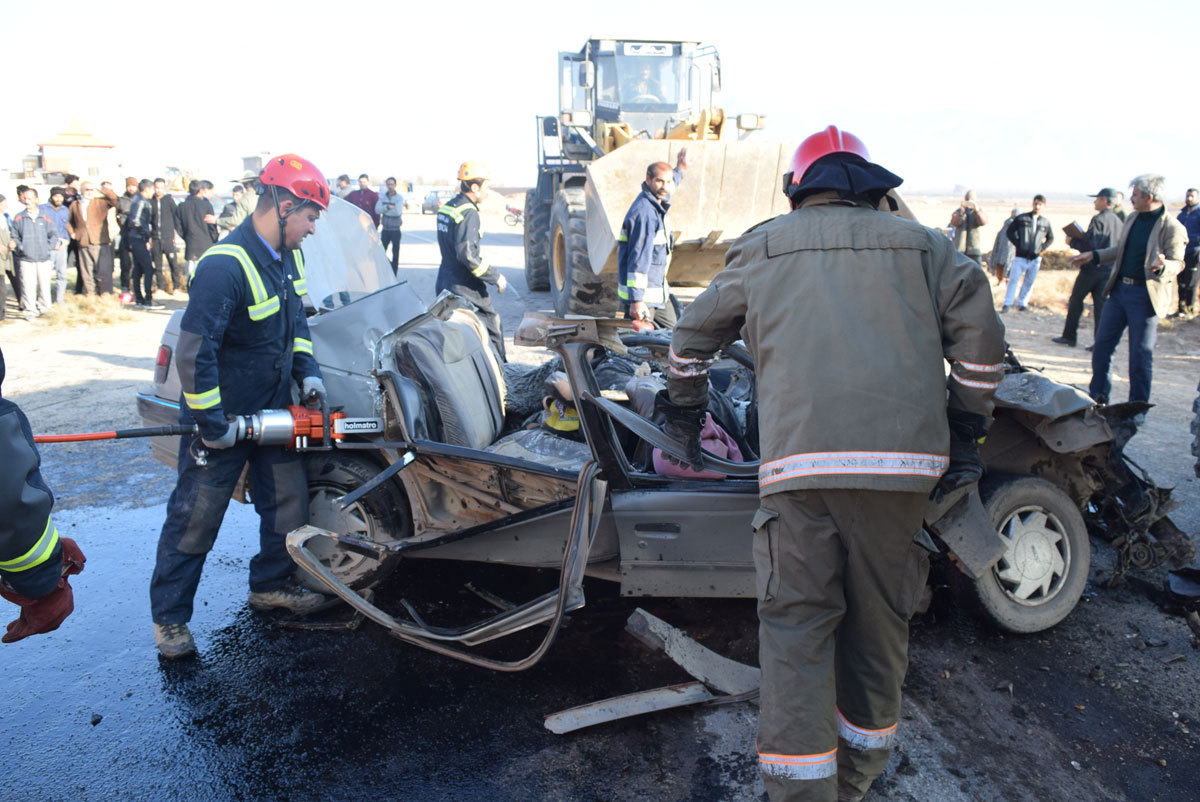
[34,424,198,443]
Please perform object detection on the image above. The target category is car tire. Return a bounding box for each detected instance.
[295,452,412,592]
[549,186,617,316]
[523,189,550,291]
[952,475,1090,634]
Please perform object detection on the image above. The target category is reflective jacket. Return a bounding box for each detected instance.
[667,194,1006,496]
[436,193,499,296]
[617,171,681,307]
[176,218,322,440]
[0,349,62,599]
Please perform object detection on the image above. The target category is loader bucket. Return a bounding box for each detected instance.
[583,140,796,285]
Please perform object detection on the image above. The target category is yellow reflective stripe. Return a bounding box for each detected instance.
[0,516,59,572]
[202,244,280,319]
[293,337,313,355]
[618,285,630,300]
[625,273,649,288]
[471,259,491,278]
[183,387,222,410]
[292,249,307,295]
[248,296,281,321]
[438,204,466,224]
[617,233,629,242]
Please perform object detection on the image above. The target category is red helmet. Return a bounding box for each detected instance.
[788,125,871,187]
[258,153,330,211]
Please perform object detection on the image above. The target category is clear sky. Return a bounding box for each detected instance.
[5,0,1197,198]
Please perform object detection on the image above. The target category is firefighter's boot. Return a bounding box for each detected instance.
[154,622,196,659]
[248,583,330,614]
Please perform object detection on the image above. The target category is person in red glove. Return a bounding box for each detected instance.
[0,346,86,643]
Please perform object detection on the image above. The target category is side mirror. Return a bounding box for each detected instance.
[578,61,594,90]
[561,110,593,128]
[736,113,765,131]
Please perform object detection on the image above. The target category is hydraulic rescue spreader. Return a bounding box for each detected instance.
[34,406,352,451]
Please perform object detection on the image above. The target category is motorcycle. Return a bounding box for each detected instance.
[504,206,524,227]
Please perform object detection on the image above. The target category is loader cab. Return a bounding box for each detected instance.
[557,39,721,159]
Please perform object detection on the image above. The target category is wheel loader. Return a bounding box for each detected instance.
[524,39,790,316]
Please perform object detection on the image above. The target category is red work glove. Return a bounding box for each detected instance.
[1,537,86,644]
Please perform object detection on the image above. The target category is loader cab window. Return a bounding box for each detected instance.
[612,50,688,113]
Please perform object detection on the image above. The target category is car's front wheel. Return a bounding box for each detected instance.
[954,475,1090,633]
[295,452,411,592]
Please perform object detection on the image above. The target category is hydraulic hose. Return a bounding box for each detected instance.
[34,424,198,444]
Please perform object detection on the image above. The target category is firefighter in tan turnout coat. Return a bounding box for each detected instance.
[660,126,1006,801]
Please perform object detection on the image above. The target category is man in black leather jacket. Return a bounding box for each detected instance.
[1002,194,1054,311]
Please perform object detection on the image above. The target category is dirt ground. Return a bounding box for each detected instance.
[1,204,1198,800]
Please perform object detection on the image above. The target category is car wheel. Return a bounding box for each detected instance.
[955,475,1090,633]
[295,452,412,592]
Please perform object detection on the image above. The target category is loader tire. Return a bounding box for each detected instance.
[523,189,550,291]
[952,475,1090,634]
[1191,378,1200,477]
[550,187,617,316]
[296,452,412,592]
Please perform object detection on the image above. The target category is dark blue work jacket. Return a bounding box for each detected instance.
[175,218,321,440]
[617,171,680,307]
[436,193,499,296]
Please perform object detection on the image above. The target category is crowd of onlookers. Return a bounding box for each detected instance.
[0,170,412,321]
[0,171,267,319]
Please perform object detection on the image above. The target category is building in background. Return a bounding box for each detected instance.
[36,119,119,179]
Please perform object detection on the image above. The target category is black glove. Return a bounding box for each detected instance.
[654,390,706,470]
[933,409,987,501]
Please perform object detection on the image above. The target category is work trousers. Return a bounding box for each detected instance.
[78,244,103,295]
[150,436,308,625]
[130,237,154,304]
[446,283,507,362]
[1061,266,1110,344]
[50,247,68,303]
[1090,281,1157,403]
[754,489,929,802]
[380,229,402,274]
[1178,251,1198,315]
[18,259,52,318]
[151,240,185,293]
[117,237,133,292]
[621,296,678,330]
[1003,256,1040,308]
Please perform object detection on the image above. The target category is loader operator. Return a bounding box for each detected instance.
[0,347,87,644]
[617,147,688,329]
[660,126,1005,802]
[149,154,332,660]
[436,161,508,361]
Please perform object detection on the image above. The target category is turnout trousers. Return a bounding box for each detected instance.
[446,283,506,362]
[753,489,929,802]
[149,435,308,625]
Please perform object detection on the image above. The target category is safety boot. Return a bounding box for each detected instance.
[248,583,330,614]
[154,622,196,659]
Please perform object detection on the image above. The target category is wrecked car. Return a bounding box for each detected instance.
[136,196,1194,669]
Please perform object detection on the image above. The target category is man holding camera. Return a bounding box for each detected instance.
[949,189,988,267]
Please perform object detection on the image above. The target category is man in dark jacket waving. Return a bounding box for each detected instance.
[436,161,508,361]
[149,154,332,659]
[618,147,688,328]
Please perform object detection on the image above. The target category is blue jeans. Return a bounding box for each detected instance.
[149,436,308,625]
[1089,281,1158,403]
[50,247,68,303]
[1004,256,1040,308]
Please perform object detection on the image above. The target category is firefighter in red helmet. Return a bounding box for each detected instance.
[660,126,1005,801]
[149,154,332,660]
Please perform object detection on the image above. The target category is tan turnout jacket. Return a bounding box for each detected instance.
[1095,206,1187,319]
[667,194,1006,496]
